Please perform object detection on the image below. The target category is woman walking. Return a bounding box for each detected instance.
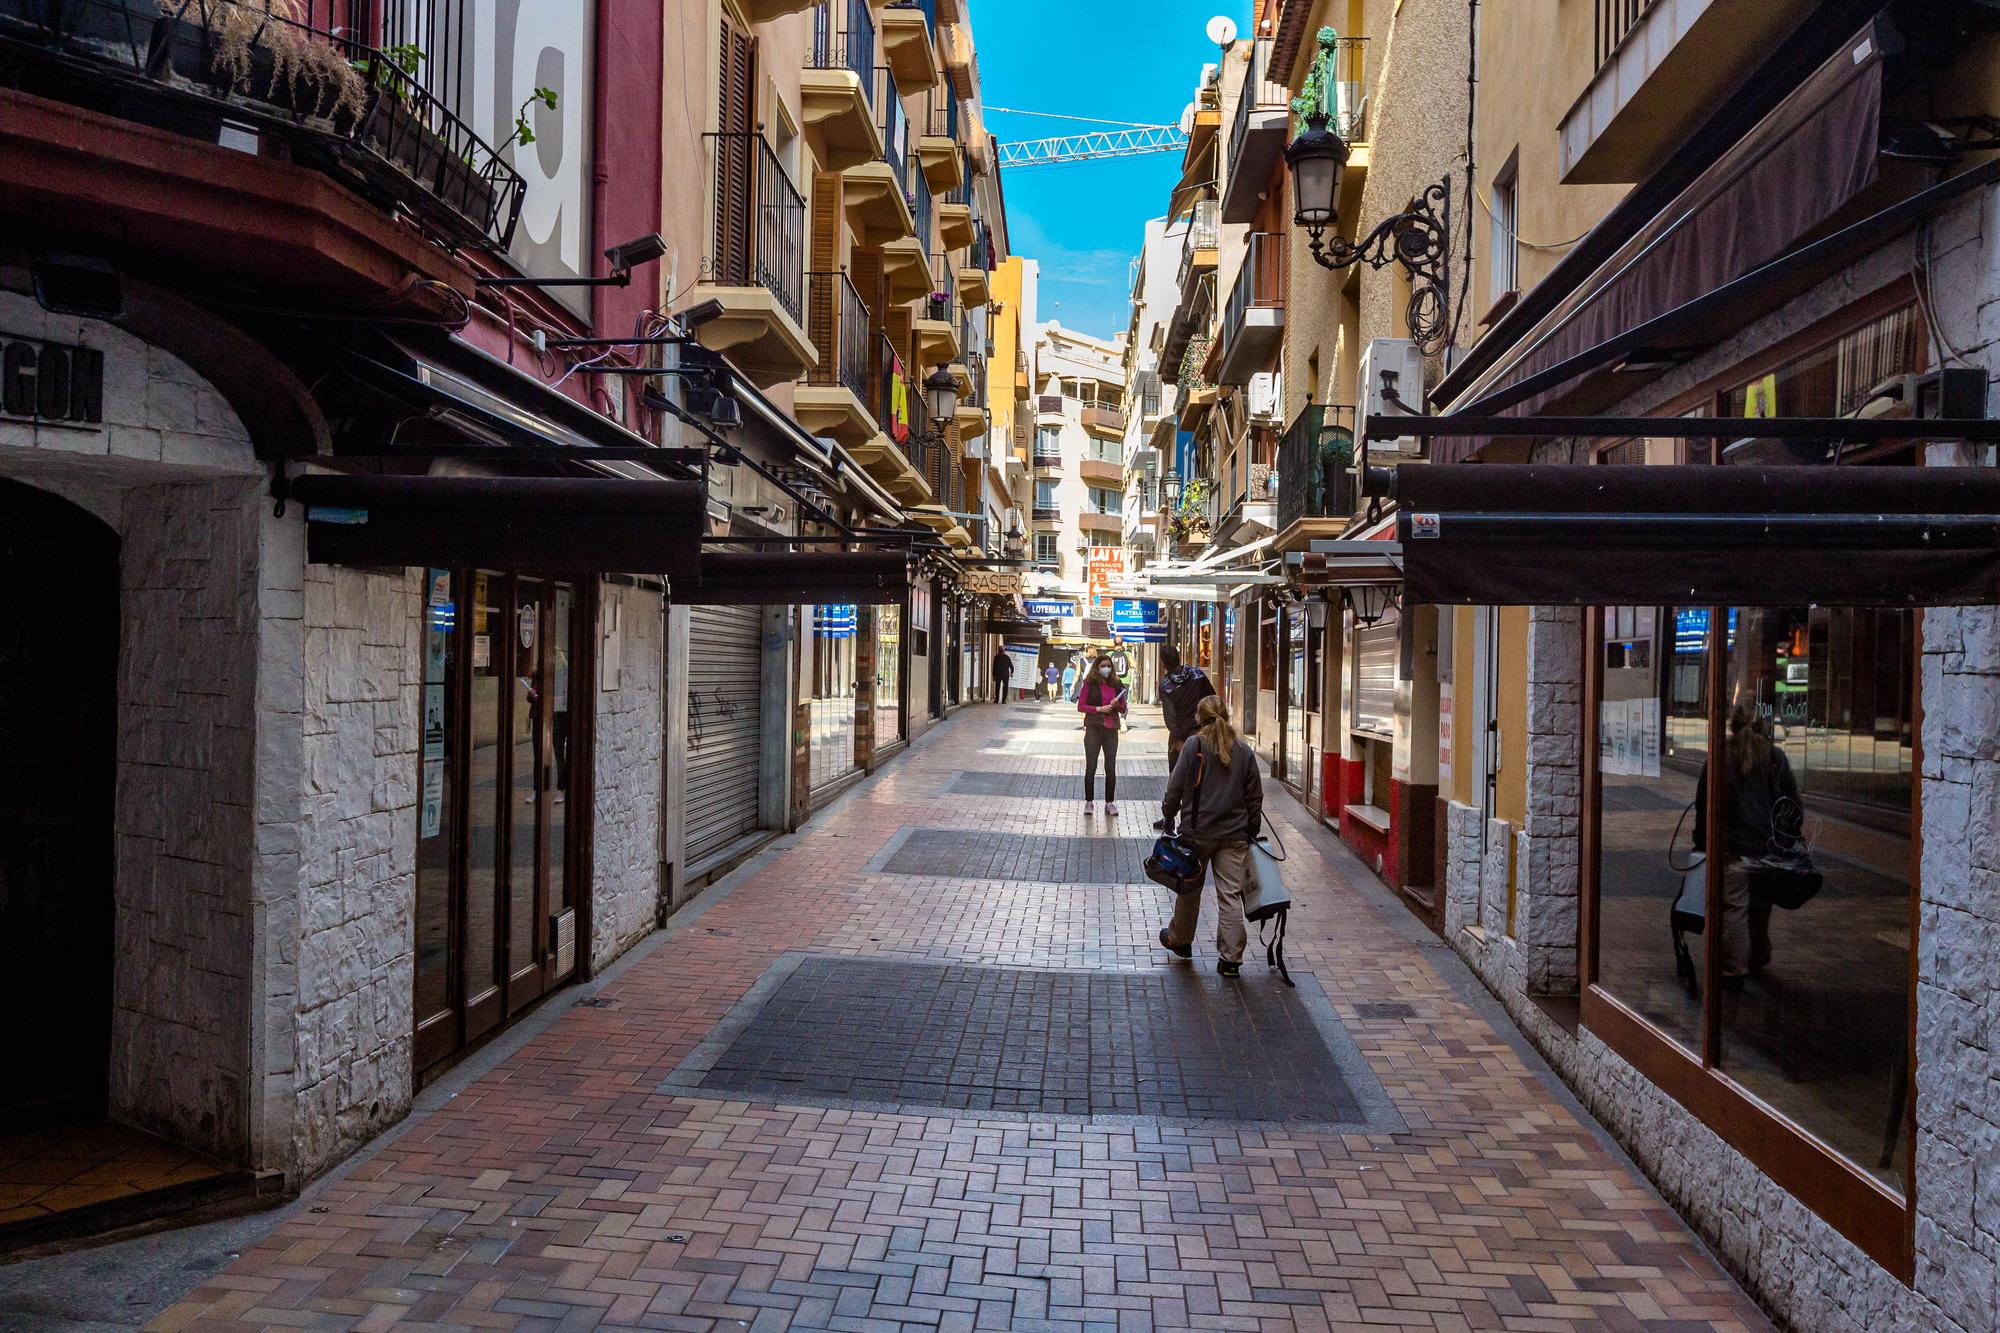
[1077,653,1128,815]
[1156,696,1263,977]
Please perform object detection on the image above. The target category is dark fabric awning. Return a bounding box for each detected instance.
[674,550,912,605]
[983,618,1049,637]
[1394,464,2000,607]
[293,473,704,573]
[1434,26,1884,460]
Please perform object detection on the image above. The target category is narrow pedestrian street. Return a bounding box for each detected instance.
[123,705,1766,1332]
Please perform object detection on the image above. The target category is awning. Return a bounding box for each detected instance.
[727,367,833,468]
[293,472,704,573]
[1433,25,1885,459]
[1287,540,1404,587]
[674,549,912,605]
[983,617,1049,637]
[1392,464,2000,607]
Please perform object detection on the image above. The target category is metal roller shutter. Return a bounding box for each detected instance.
[687,604,764,868]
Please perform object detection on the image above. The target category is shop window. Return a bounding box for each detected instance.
[1719,305,1922,424]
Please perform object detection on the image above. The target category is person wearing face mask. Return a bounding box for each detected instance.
[1076,653,1128,814]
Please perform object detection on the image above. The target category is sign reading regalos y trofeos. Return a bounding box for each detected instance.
[1,332,103,428]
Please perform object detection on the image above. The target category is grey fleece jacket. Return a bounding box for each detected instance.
[1161,736,1263,843]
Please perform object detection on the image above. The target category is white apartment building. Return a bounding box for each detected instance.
[1026,324,1127,636]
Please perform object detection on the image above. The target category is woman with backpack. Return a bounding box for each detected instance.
[1156,695,1263,977]
[1076,652,1128,815]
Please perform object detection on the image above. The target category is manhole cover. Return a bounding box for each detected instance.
[1353,1002,1417,1019]
[873,829,1156,883]
[660,955,1402,1129]
[943,772,1171,801]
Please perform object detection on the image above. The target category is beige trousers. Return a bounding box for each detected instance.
[1164,840,1251,964]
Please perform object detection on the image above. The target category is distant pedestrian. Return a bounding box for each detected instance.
[991,648,1014,702]
[1158,644,1217,765]
[1156,696,1263,977]
[1042,663,1059,700]
[1077,653,1128,815]
[1060,658,1078,703]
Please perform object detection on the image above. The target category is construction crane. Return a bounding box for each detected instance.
[990,106,1189,168]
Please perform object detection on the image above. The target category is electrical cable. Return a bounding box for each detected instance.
[1471,181,1592,251]
[1914,217,1973,369]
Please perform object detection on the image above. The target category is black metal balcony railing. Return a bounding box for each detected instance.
[1275,403,1357,533]
[886,0,936,32]
[1595,0,1658,72]
[1176,199,1219,287]
[968,219,994,272]
[965,352,987,412]
[1327,36,1370,142]
[806,270,871,404]
[872,331,907,447]
[924,79,957,140]
[926,258,954,321]
[1139,370,1163,419]
[876,66,909,194]
[911,153,933,254]
[707,132,805,325]
[1219,231,1284,360]
[811,0,876,103]
[1226,36,1288,183]
[0,0,526,250]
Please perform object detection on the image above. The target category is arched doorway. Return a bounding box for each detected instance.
[0,479,118,1131]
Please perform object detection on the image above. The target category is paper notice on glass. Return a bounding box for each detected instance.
[1602,703,1630,776]
[1639,697,1661,777]
[421,762,444,839]
[473,634,491,669]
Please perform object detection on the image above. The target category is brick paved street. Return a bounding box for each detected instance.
[144,704,1772,1331]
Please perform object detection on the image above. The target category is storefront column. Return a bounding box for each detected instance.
[663,603,693,908]
[1515,605,1584,994]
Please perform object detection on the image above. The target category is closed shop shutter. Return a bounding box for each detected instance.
[1351,620,1397,738]
[687,604,764,869]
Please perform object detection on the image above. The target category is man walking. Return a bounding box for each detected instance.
[1158,643,1216,764]
[1043,662,1060,701]
[991,647,1014,702]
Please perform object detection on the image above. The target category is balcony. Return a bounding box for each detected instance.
[843,67,916,245]
[697,133,813,387]
[1161,270,1213,374]
[803,0,882,171]
[1032,505,1060,523]
[1032,447,1063,471]
[1274,403,1358,541]
[1036,394,1066,421]
[917,84,963,193]
[1178,335,1216,431]
[911,151,933,254]
[1079,454,1123,487]
[1221,36,1290,224]
[1078,509,1122,537]
[851,333,932,504]
[798,271,878,446]
[954,353,988,437]
[937,197,974,251]
[1559,0,1815,183]
[882,236,931,302]
[1176,199,1219,290]
[1081,404,1125,439]
[0,0,527,276]
[1214,232,1284,385]
[877,0,940,92]
[744,0,821,18]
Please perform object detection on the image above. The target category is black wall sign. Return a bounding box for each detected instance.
[1,333,104,428]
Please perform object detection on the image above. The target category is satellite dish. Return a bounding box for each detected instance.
[1205,14,1237,45]
[1177,103,1195,134]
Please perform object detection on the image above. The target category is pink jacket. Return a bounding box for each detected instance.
[1077,678,1129,730]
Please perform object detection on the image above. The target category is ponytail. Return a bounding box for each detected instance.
[1196,694,1237,765]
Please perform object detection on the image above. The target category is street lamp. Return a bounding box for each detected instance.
[923,365,959,435]
[1343,582,1398,627]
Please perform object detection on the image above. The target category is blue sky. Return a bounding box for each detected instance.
[976,0,1234,339]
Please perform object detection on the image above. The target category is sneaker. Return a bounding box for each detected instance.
[1082,802,1094,814]
[1157,929,1191,959]
[1106,802,1119,816]
[1216,960,1241,978]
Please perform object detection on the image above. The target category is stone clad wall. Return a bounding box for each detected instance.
[591,582,666,968]
[291,565,419,1180]
[108,476,264,1162]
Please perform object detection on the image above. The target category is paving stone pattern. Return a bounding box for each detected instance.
[881,829,1158,883]
[670,955,1366,1123]
[945,770,1171,801]
[149,705,1773,1332]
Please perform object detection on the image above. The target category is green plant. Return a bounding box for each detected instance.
[496,86,559,155]
[1291,26,1340,133]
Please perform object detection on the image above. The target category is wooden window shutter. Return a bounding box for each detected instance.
[808,171,843,367]
[714,15,756,285]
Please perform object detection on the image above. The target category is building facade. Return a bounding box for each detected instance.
[1025,323,1128,652]
[0,0,1018,1249]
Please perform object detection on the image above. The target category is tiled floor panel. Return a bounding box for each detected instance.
[876,828,1158,882]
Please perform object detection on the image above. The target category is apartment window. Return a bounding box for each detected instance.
[1035,480,1058,509]
[1087,437,1122,464]
[1033,532,1058,565]
[1035,426,1061,457]
[1489,151,1519,305]
[1088,486,1119,513]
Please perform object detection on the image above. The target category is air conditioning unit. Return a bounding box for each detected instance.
[1358,338,1424,456]
[1247,370,1281,422]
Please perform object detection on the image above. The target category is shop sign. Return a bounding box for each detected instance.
[1110,598,1166,643]
[1087,546,1123,614]
[963,570,1022,596]
[0,332,104,428]
[1023,598,1076,619]
[814,604,857,638]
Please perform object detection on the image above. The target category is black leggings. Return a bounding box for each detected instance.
[1083,726,1119,801]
